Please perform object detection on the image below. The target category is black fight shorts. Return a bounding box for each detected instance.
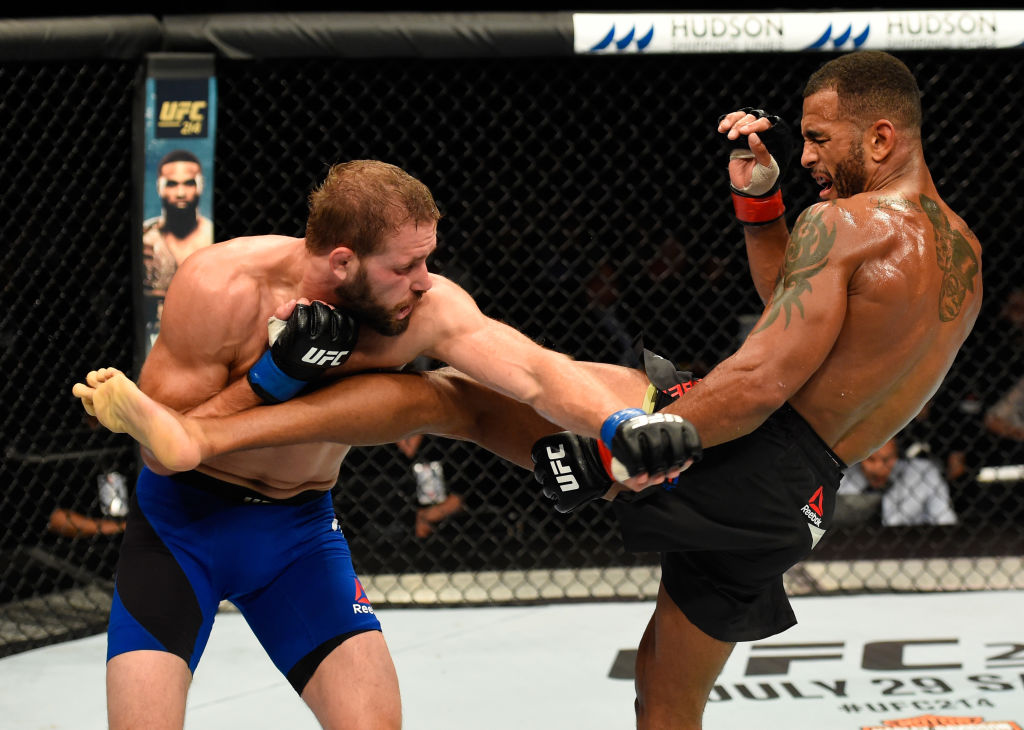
[613,403,846,642]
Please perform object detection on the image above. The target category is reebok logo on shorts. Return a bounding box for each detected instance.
[807,486,824,517]
[800,486,824,526]
[352,577,375,614]
[801,486,827,548]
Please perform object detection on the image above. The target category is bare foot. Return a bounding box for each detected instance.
[71,368,203,472]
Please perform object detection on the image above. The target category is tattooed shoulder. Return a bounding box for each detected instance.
[873,195,923,213]
[753,204,836,334]
[920,193,980,322]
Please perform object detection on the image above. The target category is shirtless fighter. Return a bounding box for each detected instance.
[75,52,980,729]
[78,159,697,730]
[538,50,982,728]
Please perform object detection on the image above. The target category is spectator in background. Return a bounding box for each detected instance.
[395,433,464,539]
[984,289,1024,445]
[837,436,958,526]
[900,397,968,482]
[395,355,464,538]
[985,377,1024,443]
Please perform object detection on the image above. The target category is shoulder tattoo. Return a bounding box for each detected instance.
[874,195,923,213]
[920,194,979,322]
[754,205,834,334]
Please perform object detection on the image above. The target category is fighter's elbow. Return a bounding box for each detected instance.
[732,364,795,416]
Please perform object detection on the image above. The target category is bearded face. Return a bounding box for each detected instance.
[159,161,203,238]
[335,266,421,336]
[831,136,870,199]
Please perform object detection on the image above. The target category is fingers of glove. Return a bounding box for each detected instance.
[309,300,334,339]
[640,426,687,475]
[721,108,771,140]
[617,419,696,485]
[285,303,311,344]
[717,109,747,134]
[718,108,761,135]
[746,132,774,168]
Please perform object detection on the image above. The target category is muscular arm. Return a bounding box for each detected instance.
[662,203,853,446]
[744,219,791,304]
[718,109,795,303]
[421,278,633,438]
[137,252,261,417]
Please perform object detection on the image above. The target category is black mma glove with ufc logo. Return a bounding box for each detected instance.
[532,432,612,514]
[532,412,703,514]
[247,300,359,404]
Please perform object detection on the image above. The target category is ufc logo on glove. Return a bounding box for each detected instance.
[300,348,350,367]
[544,444,581,492]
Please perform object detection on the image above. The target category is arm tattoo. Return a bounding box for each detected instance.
[754,206,834,333]
[920,194,979,322]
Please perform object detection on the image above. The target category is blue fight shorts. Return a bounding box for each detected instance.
[108,468,381,693]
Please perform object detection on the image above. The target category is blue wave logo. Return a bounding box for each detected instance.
[588,24,655,52]
[807,23,870,50]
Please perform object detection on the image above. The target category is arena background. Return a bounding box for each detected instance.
[1,11,1022,658]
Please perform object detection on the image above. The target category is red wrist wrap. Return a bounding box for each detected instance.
[731,189,785,225]
[597,440,616,480]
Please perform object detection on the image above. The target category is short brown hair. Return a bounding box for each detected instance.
[803,51,922,134]
[305,160,441,256]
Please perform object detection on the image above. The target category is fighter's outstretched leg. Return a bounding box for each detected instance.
[72,368,205,472]
[73,360,653,474]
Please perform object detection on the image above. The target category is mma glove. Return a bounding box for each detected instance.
[532,432,613,514]
[601,409,703,481]
[247,300,359,404]
[721,107,793,226]
[532,410,703,514]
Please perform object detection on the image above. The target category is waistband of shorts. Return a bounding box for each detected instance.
[774,403,847,471]
[170,469,328,506]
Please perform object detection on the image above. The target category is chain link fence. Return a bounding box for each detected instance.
[2,42,1022,656]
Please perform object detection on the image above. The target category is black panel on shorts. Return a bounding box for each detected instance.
[114,492,204,664]
[286,628,378,695]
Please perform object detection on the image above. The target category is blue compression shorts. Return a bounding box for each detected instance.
[107,467,381,693]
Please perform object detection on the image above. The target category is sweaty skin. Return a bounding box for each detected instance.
[685,90,981,466]
[74,74,984,730]
[77,96,983,491]
[89,223,651,499]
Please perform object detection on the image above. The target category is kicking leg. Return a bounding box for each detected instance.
[73,368,203,472]
[73,361,653,472]
[73,368,205,472]
[634,584,735,729]
[72,367,557,472]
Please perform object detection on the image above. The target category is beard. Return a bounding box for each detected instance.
[162,199,201,238]
[335,269,418,337]
[831,138,869,198]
